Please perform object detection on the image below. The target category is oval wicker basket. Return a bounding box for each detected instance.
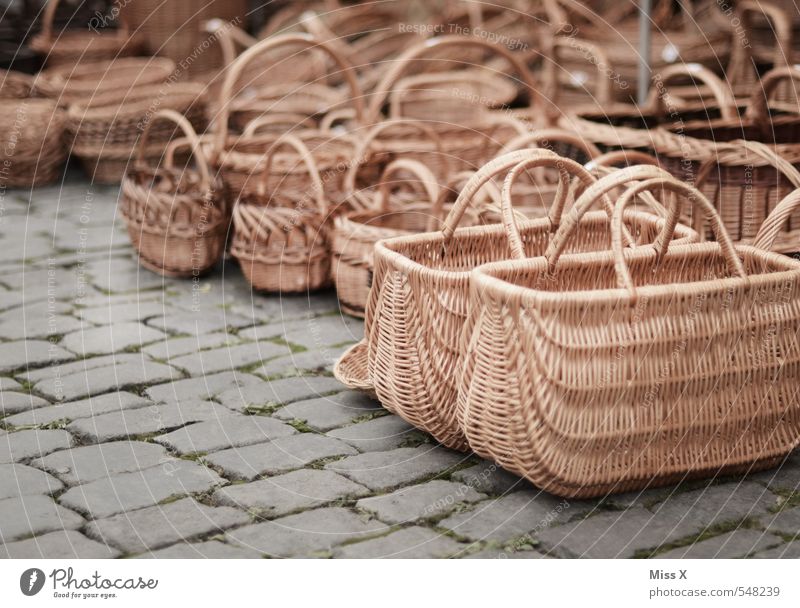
[460,172,800,498]
[66,81,207,184]
[230,134,332,293]
[0,98,66,187]
[121,109,228,278]
[29,0,142,67]
[361,151,697,449]
[332,158,441,317]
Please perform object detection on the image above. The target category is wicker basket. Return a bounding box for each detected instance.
[332,158,441,317]
[66,81,207,184]
[0,98,66,187]
[29,0,142,67]
[231,133,331,293]
[121,109,228,277]
[460,172,800,498]
[362,151,697,449]
[0,70,35,98]
[33,57,176,106]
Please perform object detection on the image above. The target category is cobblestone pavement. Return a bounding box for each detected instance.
[1,178,799,559]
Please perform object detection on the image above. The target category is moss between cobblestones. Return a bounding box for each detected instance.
[349,410,388,425]
[287,419,315,433]
[634,517,762,558]
[769,489,800,513]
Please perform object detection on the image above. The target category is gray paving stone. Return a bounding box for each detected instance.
[226,507,386,557]
[4,391,151,427]
[169,342,288,376]
[335,526,465,558]
[205,433,357,480]
[145,371,263,403]
[281,316,363,349]
[142,333,237,360]
[0,463,63,499]
[216,376,344,412]
[463,548,549,559]
[440,491,581,544]
[135,540,261,559]
[61,322,166,356]
[237,320,308,342]
[85,256,168,293]
[59,460,225,519]
[0,340,74,373]
[67,401,234,443]
[215,469,369,517]
[760,506,800,540]
[657,530,783,559]
[753,541,800,558]
[147,310,254,335]
[0,429,74,463]
[0,312,86,340]
[0,529,120,558]
[77,300,177,325]
[275,391,382,432]
[327,415,417,452]
[357,480,486,524]
[0,377,21,391]
[325,446,465,492]
[451,461,528,496]
[86,497,250,554]
[32,441,172,485]
[0,391,50,416]
[253,348,347,377]
[21,353,144,383]
[35,359,181,401]
[757,452,800,492]
[0,495,84,543]
[154,415,296,455]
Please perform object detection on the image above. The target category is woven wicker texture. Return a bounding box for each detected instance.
[0,70,35,98]
[0,98,66,187]
[121,109,228,277]
[362,151,697,449]
[459,170,800,498]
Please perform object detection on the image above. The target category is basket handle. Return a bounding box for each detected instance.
[205,20,260,67]
[610,177,746,297]
[319,107,356,131]
[256,133,326,213]
[544,164,685,267]
[544,36,614,105]
[374,159,440,216]
[754,189,800,251]
[343,118,447,198]
[365,35,542,124]
[214,33,365,153]
[745,65,800,126]
[500,128,602,160]
[735,1,793,78]
[647,63,738,121]
[241,113,316,137]
[499,155,599,259]
[585,150,661,171]
[137,109,211,191]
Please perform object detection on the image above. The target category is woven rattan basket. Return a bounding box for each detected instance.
[231,133,331,293]
[66,81,206,184]
[331,159,441,317]
[121,109,228,277]
[361,151,697,449]
[29,0,142,67]
[0,98,66,187]
[460,172,800,498]
[0,70,35,98]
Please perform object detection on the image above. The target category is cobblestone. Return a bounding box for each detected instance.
[154,415,296,455]
[336,526,466,558]
[451,461,528,495]
[169,341,288,376]
[0,339,74,373]
[275,391,383,432]
[0,463,63,499]
[61,322,166,356]
[215,375,343,412]
[0,495,84,542]
[0,530,121,558]
[0,391,50,416]
[134,540,261,559]
[0,429,74,463]
[357,480,485,524]
[4,391,151,427]
[145,371,263,403]
[657,530,782,559]
[326,415,417,452]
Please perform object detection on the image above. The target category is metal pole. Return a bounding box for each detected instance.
[638,0,653,105]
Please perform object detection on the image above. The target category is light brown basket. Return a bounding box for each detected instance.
[331,158,441,317]
[29,0,142,67]
[0,70,35,98]
[0,98,66,187]
[33,57,176,106]
[209,32,364,200]
[121,109,228,277]
[362,151,697,449]
[460,172,800,498]
[230,133,331,293]
[65,81,207,184]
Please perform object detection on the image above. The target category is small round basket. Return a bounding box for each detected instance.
[121,109,228,278]
[0,99,67,187]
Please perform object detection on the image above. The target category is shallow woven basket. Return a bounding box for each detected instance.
[361,152,697,449]
[231,134,331,293]
[332,158,441,318]
[460,173,800,498]
[0,98,66,187]
[33,57,176,106]
[66,81,207,184]
[0,70,35,98]
[29,0,142,67]
[209,32,365,201]
[121,109,228,277]
[564,64,800,251]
